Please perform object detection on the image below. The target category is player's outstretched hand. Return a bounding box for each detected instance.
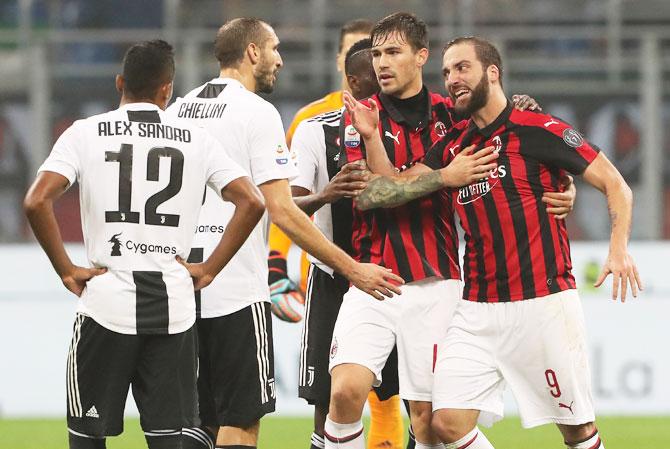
[512,94,542,111]
[343,90,379,139]
[441,145,499,188]
[542,174,576,219]
[177,256,214,291]
[349,263,404,301]
[321,160,370,201]
[594,250,643,302]
[61,265,107,297]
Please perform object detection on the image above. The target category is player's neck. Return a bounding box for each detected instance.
[471,87,507,129]
[118,95,160,109]
[393,77,423,100]
[219,67,257,93]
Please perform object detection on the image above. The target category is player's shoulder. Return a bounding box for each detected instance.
[293,91,342,121]
[305,108,343,126]
[509,109,580,142]
[428,90,450,106]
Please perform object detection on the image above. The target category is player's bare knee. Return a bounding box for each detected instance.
[408,401,433,434]
[431,410,471,443]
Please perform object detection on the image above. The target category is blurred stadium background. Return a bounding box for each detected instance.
[0,0,669,448]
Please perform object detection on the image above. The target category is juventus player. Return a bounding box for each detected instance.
[167,18,402,449]
[291,39,406,449]
[23,40,264,449]
[349,37,641,449]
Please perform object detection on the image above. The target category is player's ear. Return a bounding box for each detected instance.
[346,74,358,93]
[115,75,124,94]
[488,64,500,84]
[416,47,429,67]
[247,42,260,65]
[160,81,174,108]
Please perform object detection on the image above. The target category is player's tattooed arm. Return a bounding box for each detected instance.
[355,145,499,210]
[356,170,445,210]
[582,152,641,302]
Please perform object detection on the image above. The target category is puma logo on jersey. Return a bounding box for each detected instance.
[544,119,559,127]
[558,401,574,414]
[449,145,460,157]
[385,130,400,145]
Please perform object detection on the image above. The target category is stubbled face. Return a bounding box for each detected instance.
[254,26,283,94]
[443,42,490,116]
[337,31,371,73]
[371,31,422,97]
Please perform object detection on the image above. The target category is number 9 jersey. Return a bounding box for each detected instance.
[38,103,247,335]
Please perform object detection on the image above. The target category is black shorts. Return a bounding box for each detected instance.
[298,265,400,405]
[197,302,275,427]
[66,314,198,437]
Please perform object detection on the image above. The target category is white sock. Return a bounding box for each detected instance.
[323,415,365,449]
[444,427,494,449]
[311,432,326,449]
[415,442,444,449]
[566,431,604,449]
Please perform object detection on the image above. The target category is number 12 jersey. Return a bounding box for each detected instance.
[38,102,246,335]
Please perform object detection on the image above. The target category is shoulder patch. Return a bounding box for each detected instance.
[562,128,583,148]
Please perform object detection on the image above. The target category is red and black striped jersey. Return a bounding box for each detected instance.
[423,101,600,302]
[339,87,461,283]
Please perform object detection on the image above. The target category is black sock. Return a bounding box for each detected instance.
[68,433,106,449]
[145,431,182,449]
[310,431,325,449]
[183,427,216,449]
[406,425,416,449]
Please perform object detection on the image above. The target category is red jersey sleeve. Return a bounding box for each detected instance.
[512,111,600,175]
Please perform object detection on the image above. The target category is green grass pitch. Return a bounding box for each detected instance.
[0,416,668,448]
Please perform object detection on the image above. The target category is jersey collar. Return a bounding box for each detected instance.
[377,85,432,131]
[210,77,245,90]
[118,102,161,111]
[468,99,513,138]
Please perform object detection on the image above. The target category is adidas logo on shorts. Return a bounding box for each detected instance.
[85,405,99,418]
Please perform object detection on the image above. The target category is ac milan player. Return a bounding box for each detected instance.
[349,36,641,449]
[325,13,573,449]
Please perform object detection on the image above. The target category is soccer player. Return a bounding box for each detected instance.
[290,38,405,449]
[327,13,574,449]
[270,18,405,449]
[23,40,264,449]
[349,36,641,449]
[167,18,402,449]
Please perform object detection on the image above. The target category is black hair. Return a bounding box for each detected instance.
[371,12,428,51]
[344,38,372,75]
[443,36,503,86]
[121,39,175,99]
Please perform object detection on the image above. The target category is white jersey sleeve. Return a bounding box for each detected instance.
[290,120,325,193]
[38,121,82,186]
[203,132,247,196]
[247,102,298,186]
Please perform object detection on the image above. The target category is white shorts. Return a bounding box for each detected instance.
[432,289,595,428]
[329,277,460,402]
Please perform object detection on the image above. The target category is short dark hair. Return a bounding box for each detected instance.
[338,19,374,53]
[214,17,271,68]
[344,38,372,75]
[371,12,428,52]
[122,40,175,99]
[444,36,503,85]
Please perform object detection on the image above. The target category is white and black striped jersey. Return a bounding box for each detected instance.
[38,102,246,335]
[290,108,353,276]
[166,78,298,318]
